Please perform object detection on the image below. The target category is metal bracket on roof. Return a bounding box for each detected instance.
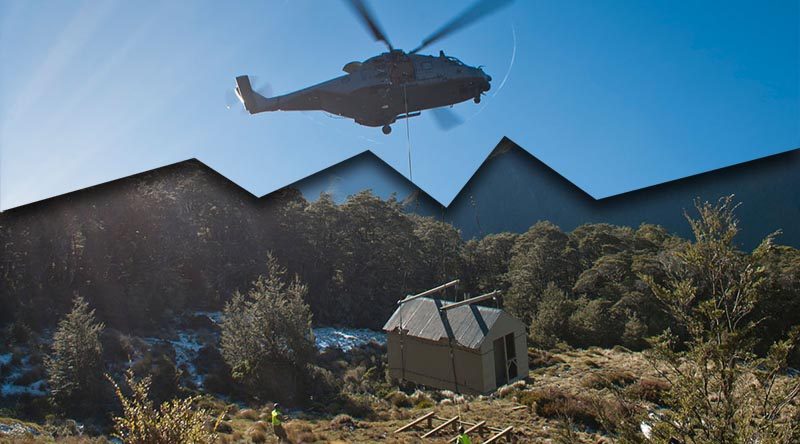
[439,290,501,311]
[398,279,460,305]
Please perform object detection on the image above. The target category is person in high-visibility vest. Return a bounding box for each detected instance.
[457,425,472,444]
[271,403,287,442]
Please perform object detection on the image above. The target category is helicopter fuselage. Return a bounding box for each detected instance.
[236,50,491,132]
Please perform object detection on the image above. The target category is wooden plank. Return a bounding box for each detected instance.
[439,290,501,311]
[457,420,505,433]
[393,411,435,434]
[449,421,485,443]
[399,280,459,304]
[421,416,459,438]
[484,426,514,443]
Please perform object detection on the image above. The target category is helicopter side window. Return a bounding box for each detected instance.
[421,61,432,71]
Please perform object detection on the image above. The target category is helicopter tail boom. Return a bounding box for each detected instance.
[235,75,277,114]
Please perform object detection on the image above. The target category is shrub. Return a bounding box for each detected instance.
[640,197,800,442]
[108,369,221,444]
[339,394,374,418]
[330,413,357,430]
[100,329,135,365]
[413,397,435,410]
[528,283,575,348]
[220,254,315,403]
[409,390,434,409]
[625,377,669,404]
[581,370,636,390]
[528,349,565,368]
[286,423,319,443]
[236,408,259,421]
[384,390,411,408]
[304,364,342,402]
[568,298,617,348]
[519,388,600,429]
[46,296,105,415]
[621,312,648,350]
[497,379,527,398]
[130,349,180,405]
[248,429,267,443]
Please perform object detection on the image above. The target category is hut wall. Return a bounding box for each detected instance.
[479,316,529,391]
[387,332,485,394]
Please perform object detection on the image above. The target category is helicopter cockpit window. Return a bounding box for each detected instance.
[446,56,465,66]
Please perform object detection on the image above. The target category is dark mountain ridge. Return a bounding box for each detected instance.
[294,139,800,250]
[4,139,798,251]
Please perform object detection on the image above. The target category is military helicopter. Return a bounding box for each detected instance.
[234,0,512,134]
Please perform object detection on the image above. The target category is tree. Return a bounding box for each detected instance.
[220,254,315,402]
[570,223,635,269]
[505,221,581,325]
[568,297,617,348]
[410,214,465,289]
[462,232,518,295]
[528,282,575,348]
[641,196,800,443]
[332,191,420,327]
[46,295,105,414]
[753,244,800,366]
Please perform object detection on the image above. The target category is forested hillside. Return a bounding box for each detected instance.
[2,160,798,358]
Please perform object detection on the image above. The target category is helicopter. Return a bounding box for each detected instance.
[234,0,512,134]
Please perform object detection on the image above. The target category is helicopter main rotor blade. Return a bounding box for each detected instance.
[410,0,513,54]
[346,0,393,51]
[431,107,464,131]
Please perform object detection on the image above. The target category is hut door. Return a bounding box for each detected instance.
[505,333,518,380]
[493,337,507,387]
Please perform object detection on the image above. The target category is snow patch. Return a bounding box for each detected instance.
[1,354,46,397]
[313,327,385,351]
[193,311,223,324]
[1,380,46,397]
[0,421,40,437]
[142,332,205,388]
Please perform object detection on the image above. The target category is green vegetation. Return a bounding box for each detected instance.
[46,296,106,416]
[108,369,220,444]
[638,197,800,443]
[0,164,798,442]
[220,254,315,403]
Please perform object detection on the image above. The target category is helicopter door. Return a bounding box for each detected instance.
[389,59,415,84]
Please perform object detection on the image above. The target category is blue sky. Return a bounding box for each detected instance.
[1,0,797,210]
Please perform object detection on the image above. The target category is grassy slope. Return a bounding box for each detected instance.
[217,347,659,443]
[4,346,795,443]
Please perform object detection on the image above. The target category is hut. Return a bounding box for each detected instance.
[383,283,528,394]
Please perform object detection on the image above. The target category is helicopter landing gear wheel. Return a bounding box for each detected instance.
[474,95,481,104]
[382,124,392,135]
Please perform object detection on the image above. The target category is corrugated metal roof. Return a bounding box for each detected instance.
[382,297,505,349]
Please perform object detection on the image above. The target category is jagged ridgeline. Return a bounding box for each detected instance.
[1,139,798,344]
[297,138,800,251]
